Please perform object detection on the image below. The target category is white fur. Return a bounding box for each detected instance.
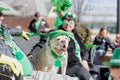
[33,35,70,75]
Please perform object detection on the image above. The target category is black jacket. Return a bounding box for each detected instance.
[93,36,115,52]
[28,18,49,33]
[67,33,89,68]
[28,18,50,56]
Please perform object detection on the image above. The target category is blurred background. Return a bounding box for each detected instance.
[0,0,117,40]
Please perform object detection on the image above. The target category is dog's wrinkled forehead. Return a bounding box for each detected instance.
[49,35,69,44]
[50,35,69,49]
[51,35,68,40]
[48,30,70,40]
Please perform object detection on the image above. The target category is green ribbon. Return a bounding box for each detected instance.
[51,50,65,67]
[25,32,47,38]
[84,43,98,48]
[70,34,82,62]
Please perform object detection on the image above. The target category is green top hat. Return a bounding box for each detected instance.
[0,7,10,11]
[103,48,120,67]
[49,30,71,40]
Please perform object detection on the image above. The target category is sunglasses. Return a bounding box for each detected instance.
[63,20,75,25]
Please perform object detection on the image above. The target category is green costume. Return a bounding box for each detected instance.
[55,12,82,61]
[55,12,77,29]
[4,30,33,76]
[0,6,32,77]
[51,0,72,28]
[48,30,71,67]
[62,12,77,20]
[51,0,72,12]
[49,30,82,66]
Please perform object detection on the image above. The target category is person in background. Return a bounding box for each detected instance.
[93,27,115,65]
[27,12,51,58]
[77,23,95,63]
[103,48,120,80]
[114,34,120,48]
[77,23,92,44]
[28,12,50,33]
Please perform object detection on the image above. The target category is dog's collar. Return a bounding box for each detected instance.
[51,50,65,67]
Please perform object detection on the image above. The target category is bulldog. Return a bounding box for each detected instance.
[33,30,70,75]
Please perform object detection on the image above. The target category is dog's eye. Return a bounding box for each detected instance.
[65,38,68,40]
[57,38,60,41]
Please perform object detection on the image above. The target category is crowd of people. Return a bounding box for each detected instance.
[0,1,120,80]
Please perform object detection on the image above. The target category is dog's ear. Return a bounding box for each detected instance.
[47,29,57,47]
[46,36,50,47]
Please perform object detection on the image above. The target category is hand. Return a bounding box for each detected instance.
[81,60,90,71]
[27,54,33,59]
[22,31,30,40]
[16,25,22,29]
[114,42,119,46]
[43,28,51,33]
[0,54,23,76]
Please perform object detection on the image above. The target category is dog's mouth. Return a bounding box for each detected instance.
[55,45,67,51]
[54,45,67,56]
[61,45,67,51]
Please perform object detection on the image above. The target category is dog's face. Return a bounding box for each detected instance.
[49,35,70,56]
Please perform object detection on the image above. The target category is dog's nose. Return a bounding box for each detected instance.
[61,40,66,44]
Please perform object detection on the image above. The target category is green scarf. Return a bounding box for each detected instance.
[35,17,42,30]
[4,31,33,76]
[51,50,66,67]
[71,34,82,62]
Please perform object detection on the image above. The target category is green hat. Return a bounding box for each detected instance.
[51,0,72,12]
[0,7,10,11]
[54,12,77,29]
[49,30,71,39]
[62,12,77,20]
[103,48,120,67]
